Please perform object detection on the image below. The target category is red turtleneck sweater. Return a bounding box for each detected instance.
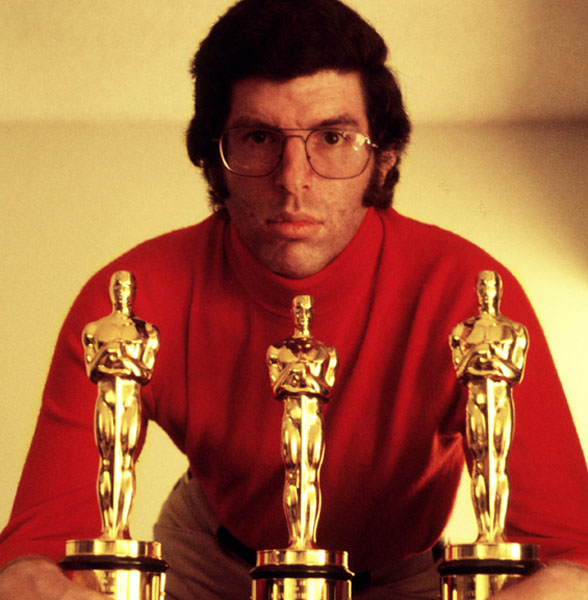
[1,208,587,573]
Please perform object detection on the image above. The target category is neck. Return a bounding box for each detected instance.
[113,304,132,317]
[293,326,310,339]
[225,207,384,316]
[480,303,498,317]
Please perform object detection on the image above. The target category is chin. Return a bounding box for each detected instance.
[272,252,328,279]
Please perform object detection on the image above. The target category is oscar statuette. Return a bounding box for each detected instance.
[251,295,354,600]
[438,270,541,599]
[60,271,167,599]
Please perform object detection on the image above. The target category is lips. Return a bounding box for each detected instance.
[266,213,322,239]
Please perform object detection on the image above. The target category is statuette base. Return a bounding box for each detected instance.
[251,549,353,600]
[60,539,167,600]
[439,543,540,600]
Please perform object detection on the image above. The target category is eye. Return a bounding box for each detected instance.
[320,130,345,145]
[243,129,278,144]
[249,130,268,144]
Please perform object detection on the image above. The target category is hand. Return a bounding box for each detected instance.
[0,557,107,600]
[94,346,149,381]
[492,562,588,599]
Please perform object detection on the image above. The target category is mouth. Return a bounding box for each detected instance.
[266,213,322,239]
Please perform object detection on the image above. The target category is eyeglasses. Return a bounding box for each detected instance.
[218,127,377,179]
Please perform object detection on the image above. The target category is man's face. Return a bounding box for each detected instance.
[222,70,383,278]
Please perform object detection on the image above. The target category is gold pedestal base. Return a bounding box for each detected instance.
[60,539,167,600]
[251,549,354,600]
[438,542,540,600]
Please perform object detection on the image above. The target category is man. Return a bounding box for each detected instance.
[1,1,587,599]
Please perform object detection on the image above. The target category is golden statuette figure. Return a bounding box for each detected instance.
[60,271,167,600]
[438,270,540,600]
[84,270,160,540]
[251,295,353,600]
[268,294,337,550]
[450,269,528,544]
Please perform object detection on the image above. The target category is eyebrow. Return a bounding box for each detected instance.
[314,115,362,129]
[228,114,363,130]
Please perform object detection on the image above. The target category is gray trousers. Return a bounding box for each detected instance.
[154,473,441,600]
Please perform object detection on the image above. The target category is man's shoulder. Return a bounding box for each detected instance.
[69,213,226,319]
[118,212,224,264]
[376,209,534,323]
[381,208,488,251]
[379,208,498,270]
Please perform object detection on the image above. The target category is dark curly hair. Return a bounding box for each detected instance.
[186,0,411,211]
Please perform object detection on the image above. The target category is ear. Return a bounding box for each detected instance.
[375,150,397,187]
[206,163,229,202]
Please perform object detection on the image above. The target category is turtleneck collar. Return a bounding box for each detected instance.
[225,207,384,317]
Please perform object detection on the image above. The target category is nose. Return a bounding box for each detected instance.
[274,135,312,194]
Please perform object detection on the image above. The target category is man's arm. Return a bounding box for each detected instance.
[0,556,108,600]
[493,562,588,599]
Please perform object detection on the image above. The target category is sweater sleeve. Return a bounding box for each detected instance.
[503,277,588,568]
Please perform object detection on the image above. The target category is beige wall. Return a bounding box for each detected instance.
[1,1,587,123]
[1,1,586,546]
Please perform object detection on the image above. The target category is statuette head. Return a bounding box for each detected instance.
[292,295,313,338]
[109,271,136,313]
[476,270,502,315]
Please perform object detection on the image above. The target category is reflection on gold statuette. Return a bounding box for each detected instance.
[60,271,167,600]
[438,271,540,599]
[251,295,353,600]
